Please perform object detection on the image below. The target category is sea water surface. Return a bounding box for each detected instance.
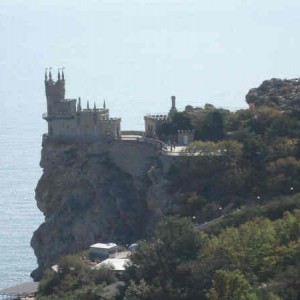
[0,95,45,289]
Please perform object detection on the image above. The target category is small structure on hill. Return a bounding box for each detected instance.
[89,242,117,259]
[94,258,131,272]
[144,96,177,138]
[177,130,195,146]
[144,96,195,146]
[128,243,138,253]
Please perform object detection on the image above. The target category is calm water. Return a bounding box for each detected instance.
[0,95,45,289]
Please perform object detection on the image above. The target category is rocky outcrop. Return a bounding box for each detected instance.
[31,140,172,280]
[246,78,300,110]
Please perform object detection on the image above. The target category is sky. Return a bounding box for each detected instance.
[1,0,300,129]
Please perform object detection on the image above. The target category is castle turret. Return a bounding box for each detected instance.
[168,95,177,119]
[171,96,176,110]
[77,97,82,111]
[45,68,66,119]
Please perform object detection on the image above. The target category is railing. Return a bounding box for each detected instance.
[121,130,144,136]
[120,135,164,147]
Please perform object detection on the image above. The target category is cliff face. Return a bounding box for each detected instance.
[31,140,171,280]
[246,78,300,110]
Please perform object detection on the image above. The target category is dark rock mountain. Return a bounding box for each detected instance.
[31,140,172,280]
[246,78,300,110]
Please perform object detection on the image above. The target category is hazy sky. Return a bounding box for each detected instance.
[1,0,300,129]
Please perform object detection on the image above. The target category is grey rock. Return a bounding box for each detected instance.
[31,139,172,280]
[246,78,300,110]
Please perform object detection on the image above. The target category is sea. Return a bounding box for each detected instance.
[0,94,45,290]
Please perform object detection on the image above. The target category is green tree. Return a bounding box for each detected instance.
[38,255,117,299]
[124,280,154,300]
[266,157,300,195]
[207,269,256,300]
[126,217,207,299]
[202,217,278,280]
[156,112,192,141]
[186,140,218,155]
[197,110,225,141]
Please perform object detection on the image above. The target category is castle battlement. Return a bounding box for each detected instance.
[145,114,168,120]
[143,96,178,138]
[43,69,121,142]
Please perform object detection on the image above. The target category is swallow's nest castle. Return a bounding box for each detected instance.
[43,69,121,142]
[43,69,194,145]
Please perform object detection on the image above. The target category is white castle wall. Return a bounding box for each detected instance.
[44,73,121,142]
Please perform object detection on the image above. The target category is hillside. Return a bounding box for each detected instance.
[33,78,300,299]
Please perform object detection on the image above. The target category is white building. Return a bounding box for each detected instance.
[89,242,117,258]
[94,258,131,271]
[43,70,121,142]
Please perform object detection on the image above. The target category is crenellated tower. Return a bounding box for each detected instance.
[45,68,66,119]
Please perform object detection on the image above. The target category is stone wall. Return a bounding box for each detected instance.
[144,115,167,138]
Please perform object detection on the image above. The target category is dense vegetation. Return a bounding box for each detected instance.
[37,255,124,300]
[124,214,300,299]
[37,105,300,299]
[37,212,300,299]
[160,106,300,223]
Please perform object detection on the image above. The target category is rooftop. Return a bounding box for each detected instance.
[90,242,117,249]
[94,258,131,271]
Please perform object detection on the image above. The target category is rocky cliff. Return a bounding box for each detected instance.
[246,78,300,110]
[31,139,172,280]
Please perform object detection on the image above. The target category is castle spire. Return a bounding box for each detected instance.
[168,96,177,119]
[103,99,106,109]
[87,100,90,110]
[45,68,48,82]
[77,97,82,111]
[171,95,176,110]
[58,69,61,80]
[62,68,65,81]
[49,67,52,81]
